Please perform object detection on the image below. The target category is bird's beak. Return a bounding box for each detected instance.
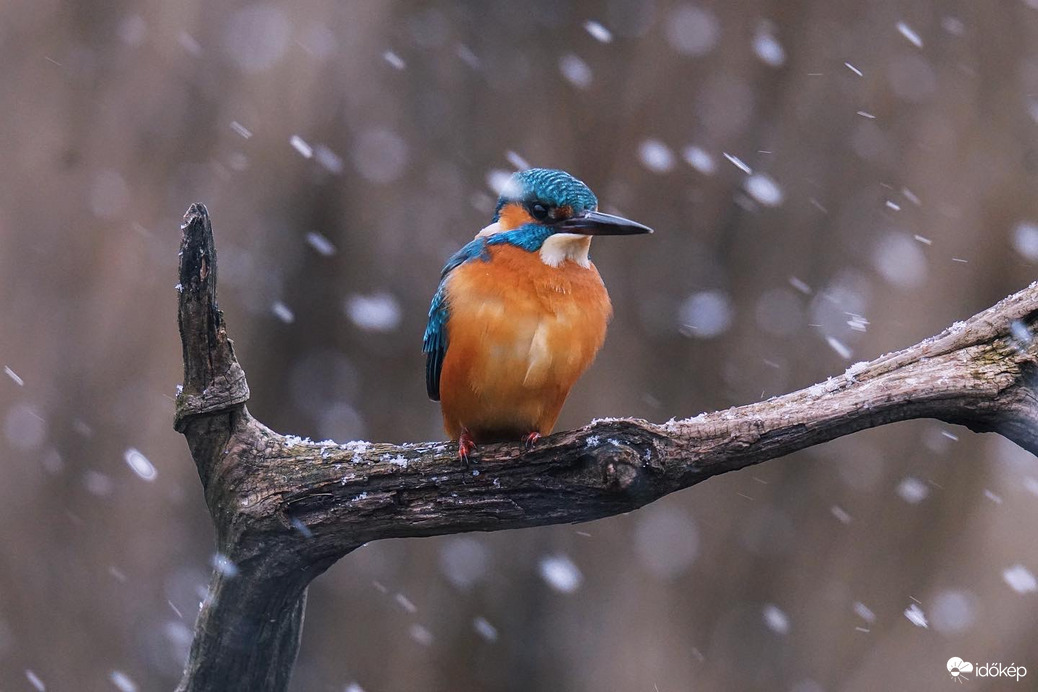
[558,210,654,236]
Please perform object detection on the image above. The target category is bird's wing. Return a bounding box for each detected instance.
[423,237,490,400]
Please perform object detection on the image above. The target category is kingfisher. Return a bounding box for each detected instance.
[423,168,652,462]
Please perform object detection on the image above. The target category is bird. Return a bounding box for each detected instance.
[423,168,652,463]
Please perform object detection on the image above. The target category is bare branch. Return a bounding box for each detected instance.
[174,204,1038,691]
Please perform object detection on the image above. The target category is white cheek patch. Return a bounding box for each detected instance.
[539,233,592,268]
[476,222,502,238]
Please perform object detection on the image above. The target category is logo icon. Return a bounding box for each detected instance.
[948,657,974,682]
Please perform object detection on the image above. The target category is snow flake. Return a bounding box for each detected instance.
[744,174,783,206]
[584,20,613,43]
[4,366,24,386]
[289,135,313,159]
[110,671,138,692]
[683,145,715,175]
[897,477,929,504]
[473,616,498,641]
[763,604,790,634]
[1003,564,1037,594]
[539,555,583,593]
[305,232,337,256]
[383,50,406,70]
[638,139,675,173]
[752,30,785,67]
[896,21,923,48]
[124,448,157,481]
[904,602,928,628]
[723,152,752,174]
[559,54,592,89]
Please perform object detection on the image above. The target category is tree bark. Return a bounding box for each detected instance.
[174,203,1038,691]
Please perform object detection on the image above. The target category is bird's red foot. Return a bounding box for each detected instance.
[521,432,542,450]
[458,430,477,466]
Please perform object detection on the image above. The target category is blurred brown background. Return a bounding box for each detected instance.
[2,0,1038,690]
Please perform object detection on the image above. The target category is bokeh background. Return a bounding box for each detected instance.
[2,0,1038,690]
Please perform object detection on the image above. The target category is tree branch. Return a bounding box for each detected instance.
[174,204,1038,691]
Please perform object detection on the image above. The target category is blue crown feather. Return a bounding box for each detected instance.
[492,168,598,222]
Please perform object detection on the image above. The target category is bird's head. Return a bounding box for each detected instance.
[484,168,652,266]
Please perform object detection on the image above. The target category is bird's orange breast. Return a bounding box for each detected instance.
[439,244,612,442]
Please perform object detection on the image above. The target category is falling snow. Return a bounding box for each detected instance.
[752,30,786,67]
[110,671,138,692]
[409,624,433,646]
[665,5,720,56]
[634,507,699,578]
[559,54,593,89]
[26,670,45,691]
[229,121,252,139]
[789,276,811,294]
[10,6,1038,689]
[539,555,583,593]
[473,616,498,642]
[679,291,734,339]
[872,232,928,289]
[212,553,239,578]
[4,365,24,386]
[942,16,966,35]
[178,32,201,56]
[830,505,852,524]
[1011,221,1038,261]
[395,593,418,613]
[118,15,147,46]
[744,173,784,206]
[314,145,344,174]
[584,20,613,43]
[637,139,675,173]
[1002,564,1037,594]
[124,448,157,481]
[904,603,928,628]
[896,21,923,48]
[723,152,752,174]
[930,590,976,634]
[897,477,930,504]
[5,404,46,451]
[1011,319,1032,346]
[683,145,716,175]
[271,301,295,323]
[853,602,876,623]
[762,604,790,634]
[305,231,337,256]
[505,150,529,170]
[383,50,406,70]
[289,135,313,159]
[223,5,290,72]
[345,293,402,332]
[351,129,408,183]
[439,537,489,589]
[825,336,852,360]
[846,314,869,332]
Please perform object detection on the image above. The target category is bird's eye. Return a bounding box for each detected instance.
[530,203,550,221]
